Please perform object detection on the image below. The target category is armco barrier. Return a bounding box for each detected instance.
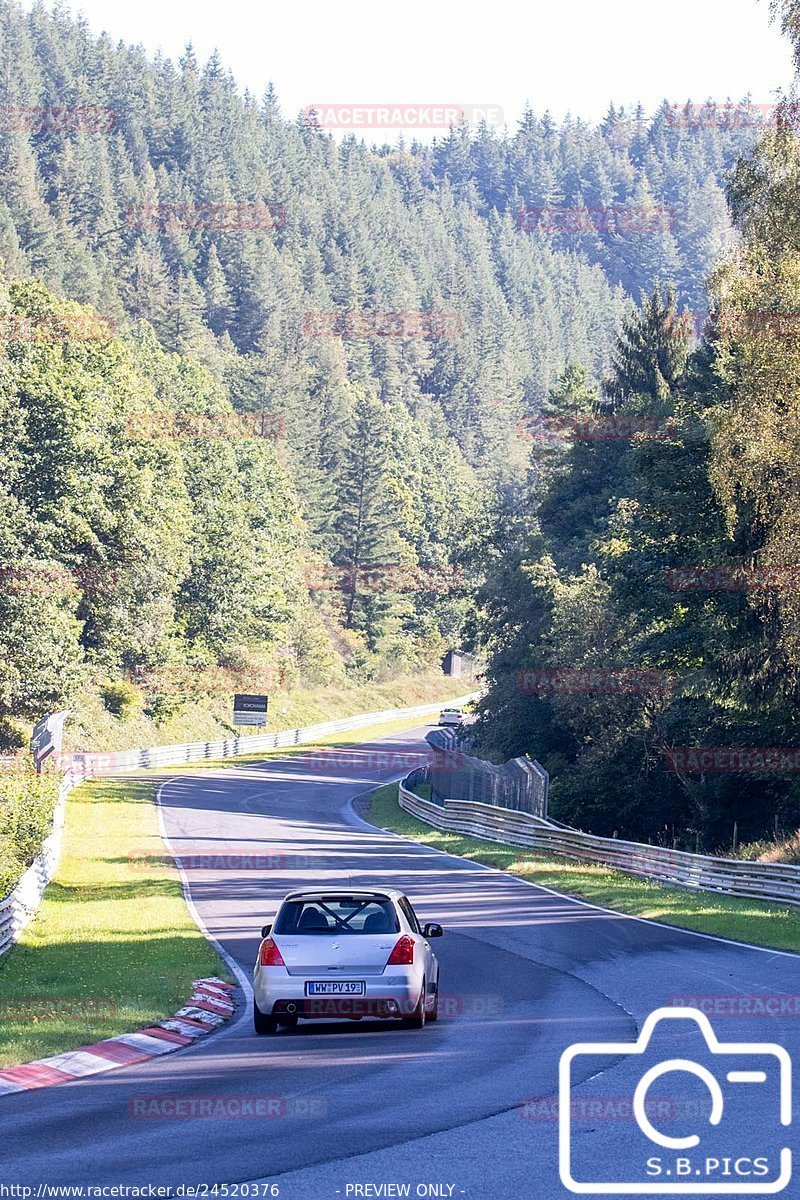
[398,777,800,908]
[0,691,478,956]
[54,692,478,778]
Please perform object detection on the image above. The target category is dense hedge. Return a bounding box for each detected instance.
[0,767,60,899]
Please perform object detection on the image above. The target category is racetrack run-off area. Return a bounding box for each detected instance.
[0,722,797,1198]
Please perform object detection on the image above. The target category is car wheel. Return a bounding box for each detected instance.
[427,982,439,1022]
[253,998,278,1035]
[403,981,427,1029]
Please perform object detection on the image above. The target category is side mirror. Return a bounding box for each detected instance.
[423,923,443,938]
[261,924,272,938]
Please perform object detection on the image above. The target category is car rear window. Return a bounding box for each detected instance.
[274,896,400,935]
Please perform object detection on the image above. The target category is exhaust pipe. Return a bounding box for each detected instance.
[286,1002,297,1013]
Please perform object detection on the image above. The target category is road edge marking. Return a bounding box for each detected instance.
[349,785,800,961]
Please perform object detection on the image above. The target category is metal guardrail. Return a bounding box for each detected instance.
[398,778,800,909]
[53,693,477,779]
[0,691,479,956]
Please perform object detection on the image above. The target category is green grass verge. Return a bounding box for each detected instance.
[367,784,800,955]
[0,777,225,1068]
[65,670,474,753]
[0,709,459,1067]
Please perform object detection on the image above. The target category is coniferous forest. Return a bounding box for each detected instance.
[3,0,800,849]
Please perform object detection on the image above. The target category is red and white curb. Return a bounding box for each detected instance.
[0,977,236,1096]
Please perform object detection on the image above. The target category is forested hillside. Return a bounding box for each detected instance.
[474,0,800,852]
[0,0,775,756]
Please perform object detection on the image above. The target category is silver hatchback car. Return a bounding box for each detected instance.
[253,888,442,1034]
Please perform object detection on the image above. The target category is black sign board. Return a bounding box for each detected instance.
[233,694,269,727]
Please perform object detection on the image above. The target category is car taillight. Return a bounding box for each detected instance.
[387,935,415,965]
[259,937,285,966]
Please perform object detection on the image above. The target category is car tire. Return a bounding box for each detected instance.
[427,981,439,1022]
[403,981,427,1029]
[253,998,278,1035]
[277,1013,298,1028]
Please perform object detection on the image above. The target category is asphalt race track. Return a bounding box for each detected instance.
[0,723,798,1199]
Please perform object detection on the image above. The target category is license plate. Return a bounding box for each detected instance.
[305,980,366,996]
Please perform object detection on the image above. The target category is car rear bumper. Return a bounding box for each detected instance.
[271,997,409,1018]
[254,969,425,1019]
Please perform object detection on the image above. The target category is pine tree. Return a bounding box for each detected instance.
[334,388,404,639]
[606,286,690,404]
